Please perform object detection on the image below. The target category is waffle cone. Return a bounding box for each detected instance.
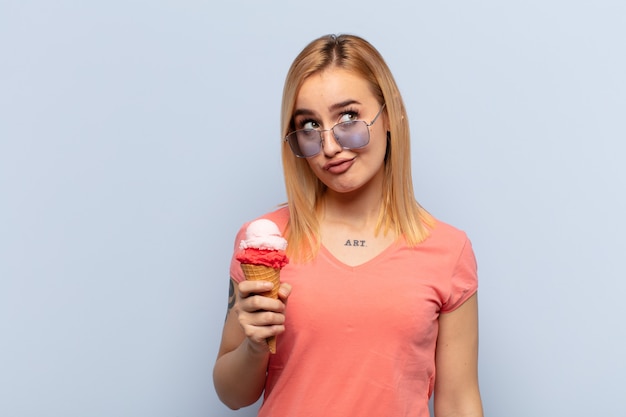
[240,263,281,353]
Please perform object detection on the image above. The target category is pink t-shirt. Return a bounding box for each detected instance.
[230,207,478,417]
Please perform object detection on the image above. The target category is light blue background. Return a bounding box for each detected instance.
[1,1,625,416]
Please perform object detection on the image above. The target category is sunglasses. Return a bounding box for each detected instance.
[284,104,386,158]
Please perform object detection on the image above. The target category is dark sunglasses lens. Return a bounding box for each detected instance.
[287,130,321,157]
[334,121,369,149]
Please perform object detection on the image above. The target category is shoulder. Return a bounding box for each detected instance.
[425,218,471,248]
[260,205,290,229]
[255,205,290,230]
[419,217,476,269]
[240,205,290,234]
[427,219,478,312]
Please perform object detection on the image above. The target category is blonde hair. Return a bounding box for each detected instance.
[280,34,433,261]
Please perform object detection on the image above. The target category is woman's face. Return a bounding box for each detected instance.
[293,68,388,195]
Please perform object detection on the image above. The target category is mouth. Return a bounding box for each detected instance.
[324,157,356,174]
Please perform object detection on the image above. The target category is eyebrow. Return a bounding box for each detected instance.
[292,99,362,119]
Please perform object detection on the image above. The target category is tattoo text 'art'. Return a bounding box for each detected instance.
[344,239,366,247]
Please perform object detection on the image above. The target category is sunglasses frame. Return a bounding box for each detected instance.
[284,103,386,158]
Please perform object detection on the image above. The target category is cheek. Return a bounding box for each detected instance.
[305,157,317,168]
[368,131,389,158]
[304,156,324,176]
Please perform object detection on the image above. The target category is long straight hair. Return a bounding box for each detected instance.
[280,34,434,262]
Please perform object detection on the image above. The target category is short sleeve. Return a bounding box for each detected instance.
[441,236,478,313]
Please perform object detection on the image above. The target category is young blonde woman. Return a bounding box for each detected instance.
[214,34,483,417]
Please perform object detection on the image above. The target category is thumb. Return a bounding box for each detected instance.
[278,282,292,301]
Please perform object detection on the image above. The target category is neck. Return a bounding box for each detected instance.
[321,177,385,228]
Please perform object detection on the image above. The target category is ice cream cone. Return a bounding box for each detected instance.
[237,219,288,354]
[240,263,281,353]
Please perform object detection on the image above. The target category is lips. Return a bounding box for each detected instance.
[324,157,355,174]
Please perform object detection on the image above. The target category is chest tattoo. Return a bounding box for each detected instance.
[344,239,366,247]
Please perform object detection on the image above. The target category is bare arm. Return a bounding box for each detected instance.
[212,278,291,410]
[433,293,483,417]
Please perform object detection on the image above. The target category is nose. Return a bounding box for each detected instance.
[320,129,342,156]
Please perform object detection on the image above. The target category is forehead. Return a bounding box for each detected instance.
[295,68,374,109]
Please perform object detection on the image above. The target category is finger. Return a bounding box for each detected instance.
[242,310,286,328]
[238,280,273,298]
[278,282,292,302]
[240,294,285,314]
[240,312,286,342]
[244,324,286,350]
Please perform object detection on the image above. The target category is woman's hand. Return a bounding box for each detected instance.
[236,280,292,354]
[213,278,292,409]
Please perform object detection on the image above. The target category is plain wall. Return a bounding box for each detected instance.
[1,1,625,416]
